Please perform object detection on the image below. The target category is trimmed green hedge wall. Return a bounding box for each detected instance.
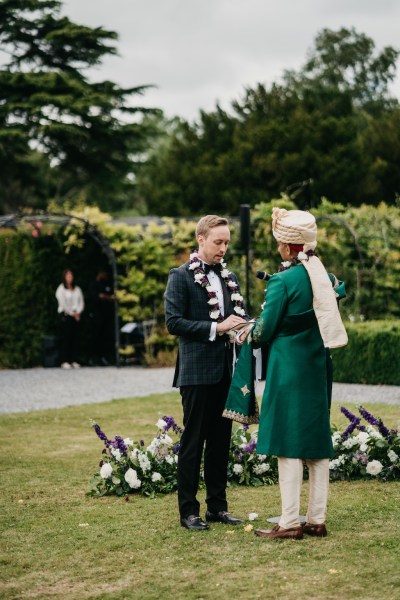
[332,321,400,385]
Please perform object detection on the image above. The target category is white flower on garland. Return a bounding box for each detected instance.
[233,464,243,475]
[100,463,113,478]
[388,450,399,463]
[124,468,141,489]
[221,268,230,278]
[366,460,383,476]
[281,261,292,268]
[189,261,201,270]
[297,251,308,261]
[210,310,220,320]
[151,472,162,482]
[234,306,246,316]
[156,419,167,430]
[208,297,219,305]
[227,280,237,288]
[194,273,204,282]
[231,293,243,301]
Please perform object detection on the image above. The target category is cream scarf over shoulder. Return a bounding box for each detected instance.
[272,208,348,349]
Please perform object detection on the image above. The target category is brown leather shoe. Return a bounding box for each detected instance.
[255,524,303,540]
[302,523,328,537]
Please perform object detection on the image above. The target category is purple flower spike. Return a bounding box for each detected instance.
[358,405,392,440]
[340,406,358,423]
[92,422,110,447]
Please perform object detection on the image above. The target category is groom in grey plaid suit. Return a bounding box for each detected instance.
[165,215,248,531]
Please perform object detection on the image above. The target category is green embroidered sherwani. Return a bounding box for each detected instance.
[254,264,346,459]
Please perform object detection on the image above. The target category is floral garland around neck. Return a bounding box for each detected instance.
[278,249,316,272]
[188,249,246,321]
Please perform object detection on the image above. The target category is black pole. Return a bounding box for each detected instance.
[239,204,251,313]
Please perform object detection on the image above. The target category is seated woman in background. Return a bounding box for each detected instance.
[55,269,85,369]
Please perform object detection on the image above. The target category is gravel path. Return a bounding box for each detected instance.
[0,367,399,414]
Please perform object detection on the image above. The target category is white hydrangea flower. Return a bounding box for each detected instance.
[331,431,342,446]
[366,460,383,476]
[342,437,358,449]
[257,454,267,462]
[359,443,368,452]
[110,448,122,462]
[100,463,113,478]
[356,431,369,444]
[387,450,398,463]
[124,468,141,489]
[138,453,151,473]
[253,463,270,475]
[129,448,139,461]
[151,472,162,482]
[233,464,243,475]
[123,437,134,447]
[156,419,167,430]
[165,455,174,465]
[174,455,178,463]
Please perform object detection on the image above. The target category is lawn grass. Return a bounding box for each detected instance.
[1,393,399,600]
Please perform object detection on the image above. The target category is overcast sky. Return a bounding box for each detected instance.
[62,0,400,121]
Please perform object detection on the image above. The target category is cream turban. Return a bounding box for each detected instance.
[271,207,348,349]
[271,207,317,252]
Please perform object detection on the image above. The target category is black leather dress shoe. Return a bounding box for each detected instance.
[180,515,209,531]
[205,511,244,525]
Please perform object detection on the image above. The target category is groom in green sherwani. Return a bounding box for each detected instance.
[226,207,347,540]
[164,215,248,531]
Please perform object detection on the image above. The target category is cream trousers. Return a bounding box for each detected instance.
[278,457,330,529]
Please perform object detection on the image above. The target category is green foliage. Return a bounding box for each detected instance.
[332,321,400,385]
[1,200,399,375]
[0,0,157,214]
[137,28,400,216]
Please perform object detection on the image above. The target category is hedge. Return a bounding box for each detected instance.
[332,321,400,385]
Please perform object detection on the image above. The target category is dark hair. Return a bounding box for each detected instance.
[62,269,75,289]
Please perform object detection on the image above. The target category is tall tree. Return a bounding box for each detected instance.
[138,28,399,215]
[0,0,157,213]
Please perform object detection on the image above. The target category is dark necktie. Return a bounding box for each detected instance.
[203,263,222,274]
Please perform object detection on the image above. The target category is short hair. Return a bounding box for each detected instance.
[196,215,229,238]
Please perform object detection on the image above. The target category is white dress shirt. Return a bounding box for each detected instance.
[202,263,225,341]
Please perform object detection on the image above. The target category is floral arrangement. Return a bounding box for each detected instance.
[89,416,182,497]
[329,405,400,481]
[188,249,246,321]
[89,406,399,498]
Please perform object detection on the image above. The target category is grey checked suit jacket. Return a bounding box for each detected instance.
[164,260,247,387]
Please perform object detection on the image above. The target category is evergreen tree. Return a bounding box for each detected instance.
[0,0,158,213]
